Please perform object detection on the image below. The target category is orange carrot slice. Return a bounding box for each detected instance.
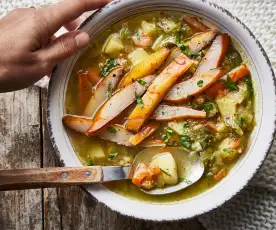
[183,15,209,32]
[164,68,225,102]
[206,64,250,99]
[118,47,171,88]
[86,75,155,136]
[139,139,166,147]
[125,54,193,132]
[129,121,160,146]
[151,105,206,121]
[87,67,101,85]
[214,168,227,181]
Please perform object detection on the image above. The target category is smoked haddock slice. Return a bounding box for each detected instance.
[186,30,217,53]
[183,15,209,32]
[193,34,230,76]
[83,67,123,117]
[62,115,93,133]
[164,68,225,102]
[118,47,171,88]
[151,105,206,121]
[125,53,193,132]
[86,75,155,136]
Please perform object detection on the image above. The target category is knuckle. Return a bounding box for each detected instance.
[57,37,76,57]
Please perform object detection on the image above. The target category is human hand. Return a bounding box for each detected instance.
[0,0,110,93]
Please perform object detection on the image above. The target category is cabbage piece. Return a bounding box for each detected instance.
[102,34,124,54]
[128,48,149,65]
[142,21,157,36]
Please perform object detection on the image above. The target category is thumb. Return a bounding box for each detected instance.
[38,30,89,66]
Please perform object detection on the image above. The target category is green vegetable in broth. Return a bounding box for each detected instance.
[64,11,255,203]
[100,59,118,77]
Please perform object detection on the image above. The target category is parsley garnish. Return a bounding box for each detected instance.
[107,82,112,98]
[135,32,140,41]
[223,148,233,154]
[135,94,144,107]
[201,102,214,113]
[178,44,203,58]
[197,80,204,87]
[245,76,253,98]
[221,76,238,91]
[183,93,189,99]
[108,152,119,160]
[183,122,189,129]
[137,79,147,86]
[235,117,245,127]
[180,135,192,149]
[175,29,185,44]
[107,126,117,134]
[162,134,170,143]
[87,160,94,166]
[100,59,118,77]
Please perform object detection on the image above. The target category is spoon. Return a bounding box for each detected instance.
[0,147,204,194]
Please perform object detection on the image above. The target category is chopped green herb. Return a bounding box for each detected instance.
[180,135,192,149]
[137,79,147,86]
[221,75,238,91]
[107,126,117,134]
[160,168,172,176]
[245,76,254,98]
[165,127,174,134]
[201,102,214,113]
[120,24,130,39]
[179,177,192,184]
[162,134,170,143]
[223,148,233,154]
[135,94,144,107]
[87,160,94,166]
[108,152,119,160]
[178,44,203,58]
[175,29,185,44]
[107,82,112,98]
[191,51,203,58]
[183,122,189,129]
[183,93,189,99]
[179,44,192,56]
[235,117,245,127]
[135,32,140,40]
[100,59,118,77]
[197,80,204,87]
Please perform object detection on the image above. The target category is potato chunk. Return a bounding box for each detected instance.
[150,152,178,185]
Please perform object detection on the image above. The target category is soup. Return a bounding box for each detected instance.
[63,12,255,203]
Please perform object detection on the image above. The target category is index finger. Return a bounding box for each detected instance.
[40,0,111,35]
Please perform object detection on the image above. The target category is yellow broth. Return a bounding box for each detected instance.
[65,11,254,203]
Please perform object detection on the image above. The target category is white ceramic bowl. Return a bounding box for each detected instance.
[47,0,276,221]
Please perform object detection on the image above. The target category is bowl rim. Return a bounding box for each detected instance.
[47,0,276,221]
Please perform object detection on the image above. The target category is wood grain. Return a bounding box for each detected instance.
[0,166,103,190]
[0,87,42,230]
[41,90,205,230]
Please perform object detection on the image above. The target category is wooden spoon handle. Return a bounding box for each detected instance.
[0,166,102,191]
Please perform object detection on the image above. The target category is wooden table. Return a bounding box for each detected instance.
[0,87,205,229]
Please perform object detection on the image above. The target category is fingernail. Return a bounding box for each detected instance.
[75,32,89,48]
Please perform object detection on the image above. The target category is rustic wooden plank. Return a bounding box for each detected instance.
[41,89,62,230]
[41,90,205,230]
[0,87,42,230]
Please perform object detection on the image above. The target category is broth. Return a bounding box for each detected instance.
[64,11,254,203]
